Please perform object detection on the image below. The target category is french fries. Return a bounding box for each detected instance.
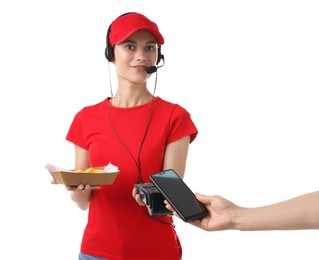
[72,168,102,173]
[72,169,85,173]
[85,168,102,173]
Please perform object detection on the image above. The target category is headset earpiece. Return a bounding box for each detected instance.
[105,25,113,62]
[156,46,164,65]
[105,45,113,62]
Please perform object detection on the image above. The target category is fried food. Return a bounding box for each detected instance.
[84,168,102,173]
[72,169,85,173]
[72,168,102,173]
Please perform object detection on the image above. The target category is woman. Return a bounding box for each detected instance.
[54,12,198,260]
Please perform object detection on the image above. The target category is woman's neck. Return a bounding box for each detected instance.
[110,91,154,108]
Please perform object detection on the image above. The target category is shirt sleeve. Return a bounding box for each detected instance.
[65,110,88,150]
[167,104,198,145]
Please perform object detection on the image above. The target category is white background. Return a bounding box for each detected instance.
[1,1,318,259]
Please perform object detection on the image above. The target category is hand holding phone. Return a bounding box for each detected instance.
[150,169,208,222]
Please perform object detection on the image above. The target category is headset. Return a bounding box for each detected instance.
[104,12,164,65]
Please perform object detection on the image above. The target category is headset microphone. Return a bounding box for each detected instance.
[145,66,157,74]
[146,55,165,74]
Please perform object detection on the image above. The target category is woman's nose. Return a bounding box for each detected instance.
[135,48,146,61]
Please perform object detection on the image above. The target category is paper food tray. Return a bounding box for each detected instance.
[45,163,119,186]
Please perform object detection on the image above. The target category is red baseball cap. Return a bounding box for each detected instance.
[109,13,164,47]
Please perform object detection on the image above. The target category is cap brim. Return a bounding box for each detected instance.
[112,26,164,46]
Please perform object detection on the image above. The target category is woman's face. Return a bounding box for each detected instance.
[113,30,159,84]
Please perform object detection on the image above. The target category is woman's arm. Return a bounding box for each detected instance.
[68,145,92,210]
[162,136,190,179]
[132,136,191,205]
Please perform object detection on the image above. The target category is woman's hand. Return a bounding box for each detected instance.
[66,184,101,192]
[132,187,146,206]
[50,179,100,192]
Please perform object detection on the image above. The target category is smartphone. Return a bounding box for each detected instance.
[150,169,208,222]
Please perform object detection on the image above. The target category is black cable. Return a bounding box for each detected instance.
[108,68,173,226]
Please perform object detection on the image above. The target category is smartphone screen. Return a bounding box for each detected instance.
[150,169,208,222]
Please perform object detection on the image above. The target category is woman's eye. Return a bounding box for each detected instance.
[146,46,156,51]
[126,45,135,50]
